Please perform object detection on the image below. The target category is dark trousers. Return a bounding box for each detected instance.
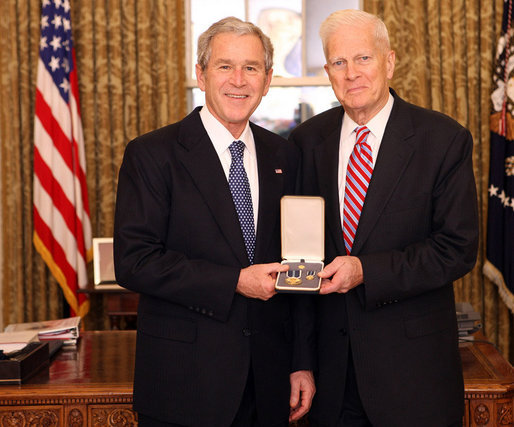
[138,370,260,427]
[138,414,184,427]
[334,349,463,427]
[336,348,372,427]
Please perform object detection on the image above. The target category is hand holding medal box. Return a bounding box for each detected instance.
[275,196,324,293]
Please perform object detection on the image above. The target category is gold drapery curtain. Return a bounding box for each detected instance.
[364,0,513,361]
[0,0,186,329]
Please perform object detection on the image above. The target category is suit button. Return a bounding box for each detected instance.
[339,328,347,336]
[242,328,251,336]
[207,310,214,317]
[195,307,200,312]
[201,308,207,314]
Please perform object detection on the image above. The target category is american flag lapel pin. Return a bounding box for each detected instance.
[275,168,283,174]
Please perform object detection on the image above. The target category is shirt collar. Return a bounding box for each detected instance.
[199,106,255,158]
[341,93,395,140]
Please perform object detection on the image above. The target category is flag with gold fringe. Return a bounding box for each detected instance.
[33,0,92,317]
[485,0,514,312]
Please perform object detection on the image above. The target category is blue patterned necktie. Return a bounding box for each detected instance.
[228,140,256,264]
[343,126,373,255]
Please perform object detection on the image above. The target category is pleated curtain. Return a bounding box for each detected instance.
[0,0,186,329]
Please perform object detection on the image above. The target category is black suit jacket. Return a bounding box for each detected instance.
[114,107,313,427]
[289,90,479,427]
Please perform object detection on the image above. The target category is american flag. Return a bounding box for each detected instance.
[485,0,514,313]
[33,0,92,317]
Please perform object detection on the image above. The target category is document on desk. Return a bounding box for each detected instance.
[0,331,39,354]
[4,316,81,345]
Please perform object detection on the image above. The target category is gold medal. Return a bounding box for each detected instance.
[285,269,302,285]
[285,277,302,285]
[298,265,305,269]
[306,270,316,280]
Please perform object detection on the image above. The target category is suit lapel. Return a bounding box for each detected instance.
[314,108,346,257]
[178,109,249,266]
[351,94,416,254]
[252,125,284,263]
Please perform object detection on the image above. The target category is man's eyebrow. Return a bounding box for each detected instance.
[329,52,373,62]
[329,56,345,62]
[212,58,264,67]
[213,58,234,64]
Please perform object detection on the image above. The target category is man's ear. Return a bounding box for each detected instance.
[196,64,206,91]
[386,50,396,80]
[263,68,273,96]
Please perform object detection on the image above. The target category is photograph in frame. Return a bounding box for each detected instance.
[93,237,122,290]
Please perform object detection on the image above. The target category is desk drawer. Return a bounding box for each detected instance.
[0,405,62,426]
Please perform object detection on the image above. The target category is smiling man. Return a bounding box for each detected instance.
[114,16,315,427]
[290,9,478,427]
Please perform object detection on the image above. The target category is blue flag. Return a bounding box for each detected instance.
[485,0,514,312]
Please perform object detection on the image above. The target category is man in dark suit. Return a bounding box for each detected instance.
[114,17,315,427]
[289,9,478,427]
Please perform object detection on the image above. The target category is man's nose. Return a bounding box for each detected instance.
[230,68,245,86]
[345,62,359,80]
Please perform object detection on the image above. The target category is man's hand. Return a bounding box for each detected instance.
[236,263,289,300]
[289,370,315,422]
[318,256,363,294]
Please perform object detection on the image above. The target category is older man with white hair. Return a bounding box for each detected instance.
[290,9,478,427]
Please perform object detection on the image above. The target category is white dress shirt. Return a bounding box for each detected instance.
[338,94,395,228]
[199,106,259,232]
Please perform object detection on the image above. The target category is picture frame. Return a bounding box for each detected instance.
[92,237,122,290]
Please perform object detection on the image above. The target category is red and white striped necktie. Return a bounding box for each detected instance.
[343,126,373,255]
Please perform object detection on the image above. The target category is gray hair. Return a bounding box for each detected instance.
[197,16,274,72]
[319,9,390,59]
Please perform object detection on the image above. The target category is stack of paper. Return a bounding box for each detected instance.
[0,331,39,355]
[4,316,81,346]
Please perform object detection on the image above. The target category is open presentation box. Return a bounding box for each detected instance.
[275,196,324,293]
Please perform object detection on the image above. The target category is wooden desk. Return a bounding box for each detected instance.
[0,332,512,426]
[461,337,514,426]
[80,287,139,330]
[0,331,136,426]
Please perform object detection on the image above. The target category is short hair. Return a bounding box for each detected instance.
[319,9,390,59]
[197,16,274,72]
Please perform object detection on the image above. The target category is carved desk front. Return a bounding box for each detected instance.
[0,330,512,427]
[461,336,514,426]
[0,330,136,426]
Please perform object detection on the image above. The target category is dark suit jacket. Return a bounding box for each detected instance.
[114,107,313,427]
[289,90,479,427]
